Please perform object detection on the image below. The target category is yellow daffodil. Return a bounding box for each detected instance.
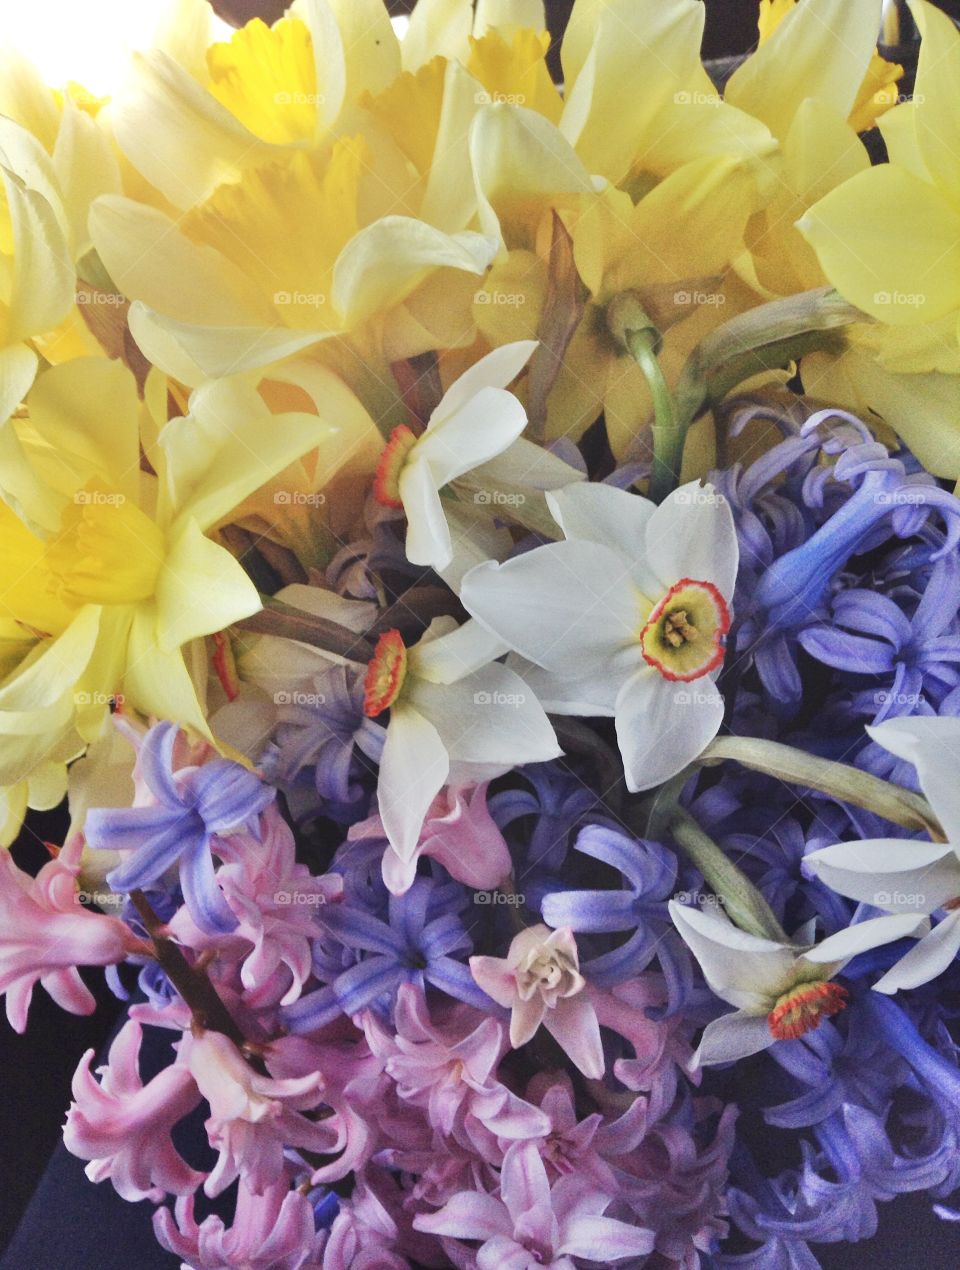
[757,0,903,133]
[795,0,960,474]
[0,356,356,803]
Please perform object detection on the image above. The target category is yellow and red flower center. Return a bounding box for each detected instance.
[373,425,418,508]
[363,629,408,717]
[767,980,849,1041]
[639,578,730,682]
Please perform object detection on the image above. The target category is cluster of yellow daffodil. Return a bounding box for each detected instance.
[0,0,956,843]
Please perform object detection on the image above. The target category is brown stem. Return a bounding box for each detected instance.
[130,890,250,1048]
[235,602,375,662]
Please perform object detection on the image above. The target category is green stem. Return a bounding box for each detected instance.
[626,329,683,503]
[695,736,943,839]
[668,809,789,942]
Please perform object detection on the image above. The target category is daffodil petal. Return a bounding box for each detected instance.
[873,908,960,993]
[377,702,449,859]
[807,838,960,914]
[800,164,960,326]
[614,670,724,794]
[156,518,261,654]
[725,0,883,142]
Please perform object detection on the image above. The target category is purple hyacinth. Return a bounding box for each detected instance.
[85,723,274,934]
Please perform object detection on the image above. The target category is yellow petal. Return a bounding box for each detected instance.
[112,49,282,210]
[52,99,121,256]
[323,0,400,100]
[470,103,593,246]
[402,0,472,70]
[467,28,563,124]
[123,607,211,737]
[26,358,140,503]
[90,195,274,327]
[474,0,546,37]
[156,518,260,653]
[158,377,338,532]
[726,0,883,141]
[561,0,705,185]
[799,163,960,325]
[333,218,496,327]
[910,0,960,203]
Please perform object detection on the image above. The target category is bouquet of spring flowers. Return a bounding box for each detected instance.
[5,0,960,1265]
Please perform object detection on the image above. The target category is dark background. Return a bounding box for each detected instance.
[4,1,960,1266]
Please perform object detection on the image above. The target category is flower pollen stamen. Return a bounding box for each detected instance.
[373,425,418,508]
[767,980,849,1041]
[363,629,408,717]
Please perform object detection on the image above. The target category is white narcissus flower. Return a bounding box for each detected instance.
[807,716,960,994]
[371,340,537,571]
[361,617,560,864]
[669,900,926,1066]
[460,480,738,791]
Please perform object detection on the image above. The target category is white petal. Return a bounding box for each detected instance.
[409,619,510,685]
[644,482,738,598]
[460,541,642,673]
[867,716,960,845]
[431,340,537,425]
[801,912,928,969]
[806,839,960,915]
[400,459,453,570]
[503,654,621,716]
[470,435,585,493]
[407,666,560,768]
[614,670,724,794]
[668,900,798,1009]
[547,483,657,588]
[378,704,449,859]
[435,502,514,592]
[873,910,960,994]
[693,1010,774,1067]
[418,387,529,488]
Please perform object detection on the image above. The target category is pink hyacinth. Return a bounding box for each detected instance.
[171,804,342,1008]
[469,925,604,1079]
[64,1019,203,1202]
[349,781,512,895]
[362,984,549,1147]
[181,1030,333,1197]
[0,834,138,1032]
[154,1177,323,1270]
[414,1139,654,1268]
